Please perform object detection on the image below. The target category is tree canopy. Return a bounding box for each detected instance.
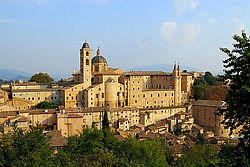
[55,127,174,167]
[29,73,54,83]
[0,125,55,167]
[102,109,110,130]
[32,101,58,109]
[219,31,250,143]
[1,124,249,166]
[192,72,227,101]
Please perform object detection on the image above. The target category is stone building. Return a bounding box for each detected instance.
[70,42,191,109]
[0,41,193,112]
[192,100,240,138]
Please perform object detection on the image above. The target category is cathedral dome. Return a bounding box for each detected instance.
[92,48,107,64]
[92,56,107,64]
[82,42,90,49]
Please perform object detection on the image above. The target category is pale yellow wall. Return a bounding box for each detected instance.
[84,75,125,108]
[61,83,85,108]
[8,98,32,110]
[0,104,13,112]
[57,113,84,137]
[12,84,50,90]
[12,90,60,106]
[29,113,56,127]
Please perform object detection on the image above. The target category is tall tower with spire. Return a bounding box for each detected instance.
[173,63,182,106]
[80,41,92,87]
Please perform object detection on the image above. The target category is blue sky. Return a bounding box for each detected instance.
[0,0,249,75]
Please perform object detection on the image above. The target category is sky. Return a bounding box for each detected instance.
[0,0,249,75]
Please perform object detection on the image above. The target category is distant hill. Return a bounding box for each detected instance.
[126,64,202,72]
[0,69,32,81]
[0,69,72,82]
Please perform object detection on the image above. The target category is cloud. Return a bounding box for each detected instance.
[208,18,216,25]
[181,23,202,45]
[161,21,202,46]
[160,21,177,41]
[173,0,200,15]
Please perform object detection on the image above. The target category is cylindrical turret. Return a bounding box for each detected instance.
[105,77,118,108]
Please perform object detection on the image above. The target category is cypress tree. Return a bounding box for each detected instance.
[102,108,110,130]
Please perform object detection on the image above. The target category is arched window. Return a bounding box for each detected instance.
[86,51,89,56]
[101,66,104,71]
[86,59,89,65]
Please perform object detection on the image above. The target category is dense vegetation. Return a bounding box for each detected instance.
[219,31,250,144]
[0,125,249,167]
[29,73,54,83]
[0,125,54,167]
[192,71,228,100]
[32,101,58,109]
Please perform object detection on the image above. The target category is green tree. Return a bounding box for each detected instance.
[193,84,206,100]
[194,78,209,87]
[219,31,250,143]
[102,109,110,130]
[175,143,218,167]
[29,73,54,83]
[0,125,54,167]
[55,127,119,167]
[119,137,174,166]
[33,101,57,109]
[204,71,218,86]
[215,143,250,167]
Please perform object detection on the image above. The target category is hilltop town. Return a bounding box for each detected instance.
[0,42,241,156]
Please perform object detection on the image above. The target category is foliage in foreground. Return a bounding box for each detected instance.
[0,125,249,167]
[0,125,55,167]
[219,30,250,144]
[55,128,174,167]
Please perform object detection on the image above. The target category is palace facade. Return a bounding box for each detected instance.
[60,41,192,109]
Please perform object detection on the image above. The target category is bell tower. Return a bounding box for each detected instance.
[80,41,92,88]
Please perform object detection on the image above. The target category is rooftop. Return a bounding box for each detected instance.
[193,100,225,107]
